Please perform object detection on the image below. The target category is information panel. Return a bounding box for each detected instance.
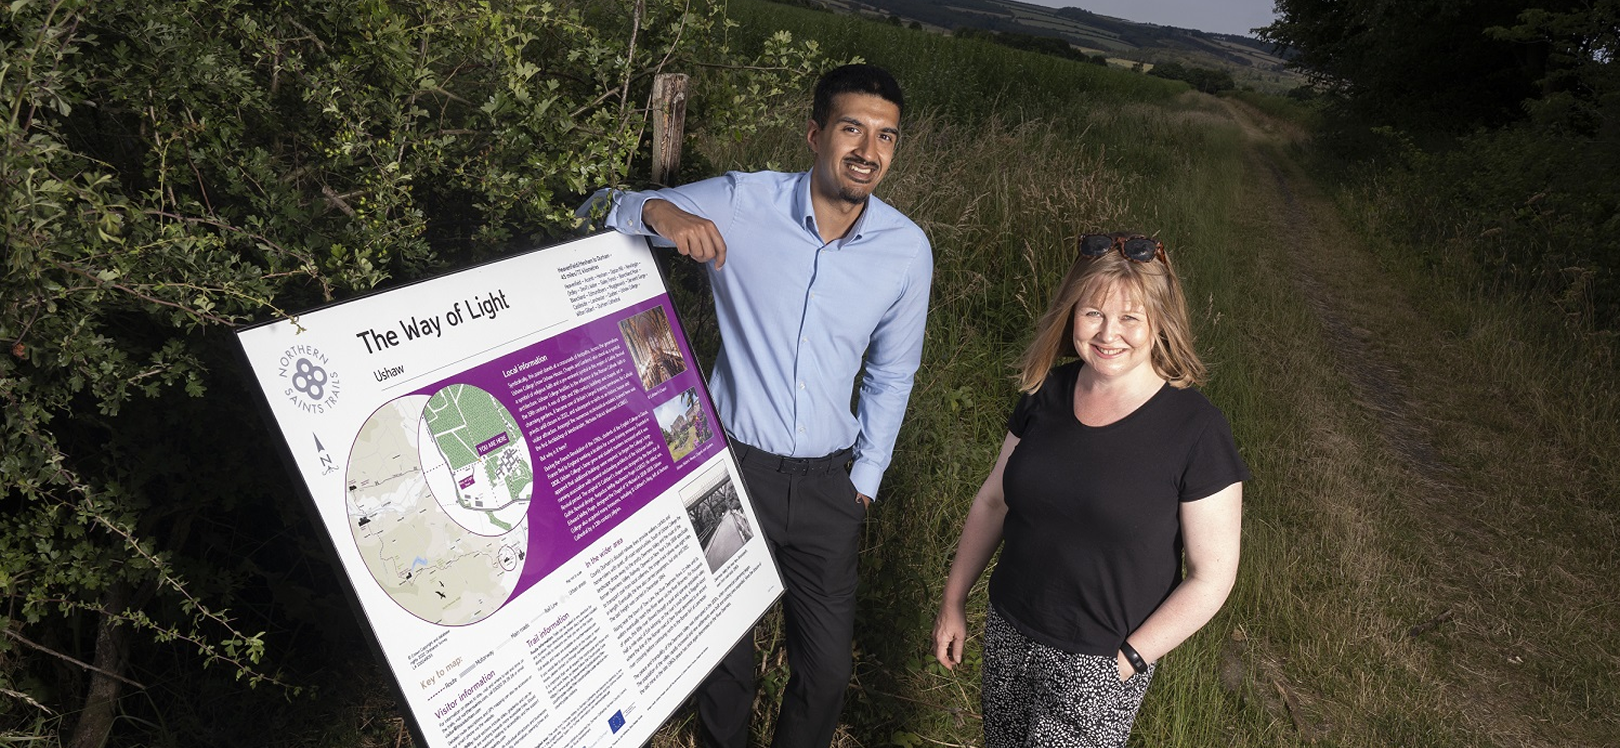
[235,232,782,748]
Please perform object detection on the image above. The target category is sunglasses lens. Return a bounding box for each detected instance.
[1080,235,1113,257]
[1122,238,1159,262]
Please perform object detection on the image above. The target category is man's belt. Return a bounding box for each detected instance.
[731,441,853,477]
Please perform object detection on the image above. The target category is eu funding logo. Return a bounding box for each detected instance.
[277,344,342,415]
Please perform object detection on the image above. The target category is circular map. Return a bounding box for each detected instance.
[346,386,531,626]
[419,384,535,535]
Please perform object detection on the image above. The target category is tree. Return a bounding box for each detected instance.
[945,27,1091,63]
[1148,61,1236,94]
[1490,1,1620,140]
[0,0,828,744]
[1260,0,1556,134]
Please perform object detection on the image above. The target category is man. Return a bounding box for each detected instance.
[595,64,932,748]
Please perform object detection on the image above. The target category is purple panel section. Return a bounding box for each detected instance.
[411,294,728,604]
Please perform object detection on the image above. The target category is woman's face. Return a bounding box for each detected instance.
[1072,283,1156,382]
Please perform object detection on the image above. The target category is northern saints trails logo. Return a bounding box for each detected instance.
[277,344,342,414]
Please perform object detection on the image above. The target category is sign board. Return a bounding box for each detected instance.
[235,232,782,747]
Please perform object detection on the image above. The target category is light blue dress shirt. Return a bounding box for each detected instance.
[601,170,933,499]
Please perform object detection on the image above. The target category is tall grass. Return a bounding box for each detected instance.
[1324,166,1620,746]
[653,3,1620,747]
[661,3,1267,745]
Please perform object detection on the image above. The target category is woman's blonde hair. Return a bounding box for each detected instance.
[1015,234,1206,393]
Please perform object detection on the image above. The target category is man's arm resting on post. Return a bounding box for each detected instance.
[585,181,733,268]
[641,199,727,268]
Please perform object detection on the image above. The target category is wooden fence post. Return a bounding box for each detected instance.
[651,73,689,187]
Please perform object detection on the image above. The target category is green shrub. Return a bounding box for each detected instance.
[1335,124,1620,329]
[1148,60,1236,94]
[0,0,826,743]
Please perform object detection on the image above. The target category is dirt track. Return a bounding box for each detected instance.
[1218,98,1619,747]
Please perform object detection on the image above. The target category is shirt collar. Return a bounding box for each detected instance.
[795,170,872,250]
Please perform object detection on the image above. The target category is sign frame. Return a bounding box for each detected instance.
[234,231,783,748]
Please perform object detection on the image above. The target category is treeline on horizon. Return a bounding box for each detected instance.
[1262,0,1620,330]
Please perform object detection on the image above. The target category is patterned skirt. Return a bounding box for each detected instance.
[981,606,1156,748]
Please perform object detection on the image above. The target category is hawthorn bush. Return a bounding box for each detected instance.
[0,0,825,743]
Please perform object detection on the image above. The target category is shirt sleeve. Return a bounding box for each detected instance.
[1007,390,1037,438]
[583,175,740,247]
[1179,408,1251,502]
[849,234,934,499]
[1007,363,1071,438]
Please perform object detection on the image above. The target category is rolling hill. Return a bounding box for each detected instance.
[789,0,1303,92]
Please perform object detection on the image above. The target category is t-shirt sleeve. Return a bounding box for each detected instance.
[1179,409,1251,502]
[1008,365,1069,438]
[1007,390,1036,438]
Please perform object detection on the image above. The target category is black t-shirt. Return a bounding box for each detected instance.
[987,361,1251,656]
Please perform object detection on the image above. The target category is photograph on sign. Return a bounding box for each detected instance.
[235,232,783,747]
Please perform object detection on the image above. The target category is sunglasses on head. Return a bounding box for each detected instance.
[1079,234,1166,264]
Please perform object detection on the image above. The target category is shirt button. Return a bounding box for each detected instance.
[797,426,805,434]
[798,382,805,390]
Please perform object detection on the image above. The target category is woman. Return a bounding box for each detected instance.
[932,233,1249,747]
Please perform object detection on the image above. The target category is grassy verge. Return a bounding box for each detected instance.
[1319,162,1620,747]
[667,3,1272,744]
[661,3,1620,747]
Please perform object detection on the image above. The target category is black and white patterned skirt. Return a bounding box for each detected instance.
[981,606,1156,748]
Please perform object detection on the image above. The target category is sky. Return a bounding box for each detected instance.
[1018,0,1278,38]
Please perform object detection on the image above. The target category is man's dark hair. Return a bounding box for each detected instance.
[811,64,905,126]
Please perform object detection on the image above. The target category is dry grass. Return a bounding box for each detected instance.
[657,9,1620,747]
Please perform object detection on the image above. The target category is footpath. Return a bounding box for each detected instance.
[1216,99,1619,747]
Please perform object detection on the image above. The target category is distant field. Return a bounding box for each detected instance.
[810,0,1302,92]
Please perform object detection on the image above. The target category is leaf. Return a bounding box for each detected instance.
[888,731,923,748]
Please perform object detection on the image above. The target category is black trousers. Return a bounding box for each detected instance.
[698,444,865,748]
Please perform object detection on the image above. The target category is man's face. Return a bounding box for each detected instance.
[807,92,901,206]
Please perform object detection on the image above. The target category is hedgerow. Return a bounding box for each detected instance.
[1,1,827,743]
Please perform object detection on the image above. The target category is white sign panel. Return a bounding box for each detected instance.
[236,232,782,747]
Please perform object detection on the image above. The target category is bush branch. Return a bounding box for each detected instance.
[2,628,146,690]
